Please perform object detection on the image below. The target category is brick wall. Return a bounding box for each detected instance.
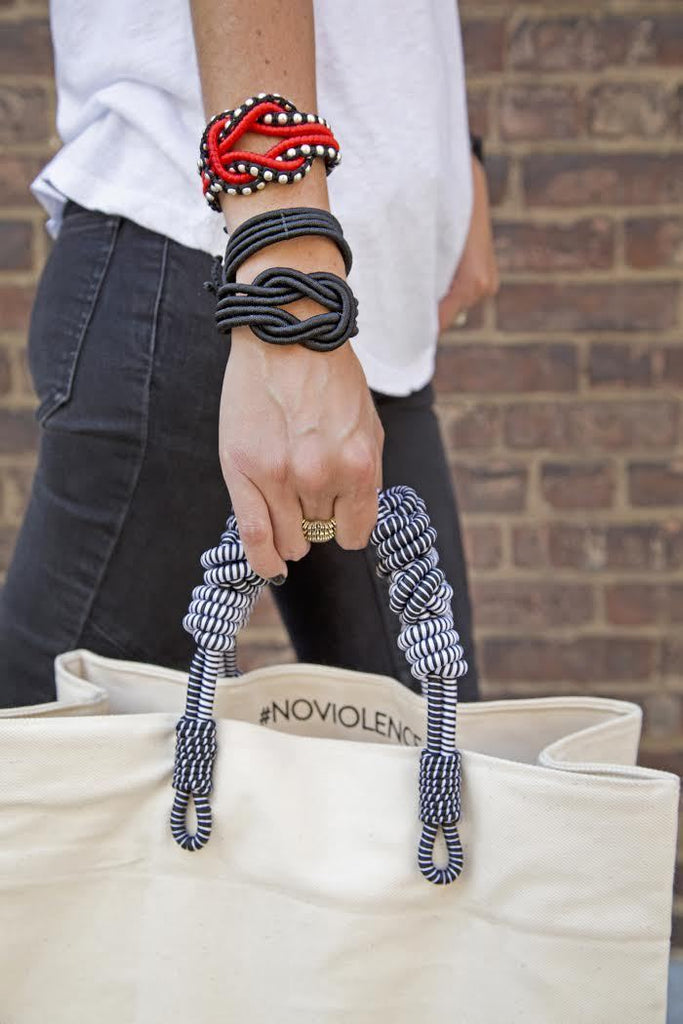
[1,0,682,939]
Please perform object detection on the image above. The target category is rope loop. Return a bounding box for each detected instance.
[171,515,267,851]
[372,485,467,884]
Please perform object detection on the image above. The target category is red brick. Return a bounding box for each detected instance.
[494,219,614,273]
[499,84,581,141]
[0,343,10,396]
[668,585,683,624]
[466,88,490,138]
[0,286,34,333]
[540,521,683,572]
[662,636,683,681]
[504,403,568,449]
[0,154,46,208]
[509,15,683,72]
[642,694,682,740]
[505,400,678,451]
[461,18,505,73]
[461,523,502,571]
[0,220,33,272]
[629,461,683,507]
[482,635,657,684]
[0,410,38,455]
[605,583,661,626]
[435,344,577,394]
[663,348,683,386]
[451,463,527,514]
[608,14,683,68]
[588,82,671,138]
[524,153,683,207]
[512,524,547,569]
[445,403,501,449]
[0,19,52,76]
[589,344,652,389]
[472,580,594,628]
[625,218,683,270]
[497,282,679,333]
[508,17,608,72]
[0,85,52,145]
[541,461,615,510]
[485,155,510,208]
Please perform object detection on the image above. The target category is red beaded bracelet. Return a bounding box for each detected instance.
[198,92,341,210]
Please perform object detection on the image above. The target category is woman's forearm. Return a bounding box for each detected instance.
[190,0,333,234]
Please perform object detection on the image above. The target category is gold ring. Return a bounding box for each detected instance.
[301,517,336,543]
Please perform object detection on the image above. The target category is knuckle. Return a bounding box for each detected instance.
[239,518,270,548]
[341,442,376,485]
[284,540,311,563]
[294,457,330,493]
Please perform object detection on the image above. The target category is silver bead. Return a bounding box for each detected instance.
[263,113,273,124]
[327,147,335,159]
[242,186,252,195]
[250,165,259,176]
[227,188,237,195]
[256,181,266,190]
[286,148,296,158]
[245,97,254,106]
[278,113,288,124]
[264,170,274,181]
[293,172,302,181]
[306,113,315,123]
[292,112,303,123]
[316,145,325,156]
[277,173,288,183]
[335,152,342,164]
[234,107,242,116]
[257,92,266,99]
[301,144,311,155]
[237,163,246,173]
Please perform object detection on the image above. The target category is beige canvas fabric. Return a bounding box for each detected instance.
[0,648,678,1023]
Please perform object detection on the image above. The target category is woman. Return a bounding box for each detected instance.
[0,0,498,706]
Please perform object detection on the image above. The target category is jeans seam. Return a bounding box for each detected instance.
[36,217,121,425]
[72,235,170,649]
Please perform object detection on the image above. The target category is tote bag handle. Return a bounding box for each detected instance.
[170,485,467,885]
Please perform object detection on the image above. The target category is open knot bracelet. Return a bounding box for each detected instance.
[199,93,341,209]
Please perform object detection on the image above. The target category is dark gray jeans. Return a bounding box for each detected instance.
[0,200,479,707]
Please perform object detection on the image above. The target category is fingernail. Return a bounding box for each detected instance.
[270,574,287,586]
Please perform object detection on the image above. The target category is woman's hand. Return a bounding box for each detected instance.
[219,238,384,581]
[438,154,499,331]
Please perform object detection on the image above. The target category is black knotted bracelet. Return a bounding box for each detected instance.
[214,266,358,353]
[222,207,353,283]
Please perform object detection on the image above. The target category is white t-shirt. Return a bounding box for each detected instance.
[32,0,473,396]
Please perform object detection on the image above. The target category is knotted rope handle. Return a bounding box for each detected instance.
[170,485,467,884]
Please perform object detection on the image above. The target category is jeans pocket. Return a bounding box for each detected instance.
[28,208,121,426]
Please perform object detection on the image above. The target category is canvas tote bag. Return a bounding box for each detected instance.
[0,486,679,1024]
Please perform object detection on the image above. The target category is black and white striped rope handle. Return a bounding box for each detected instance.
[170,485,467,885]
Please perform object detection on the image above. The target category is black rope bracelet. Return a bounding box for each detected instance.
[224,207,353,282]
[206,207,353,293]
[214,266,358,353]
